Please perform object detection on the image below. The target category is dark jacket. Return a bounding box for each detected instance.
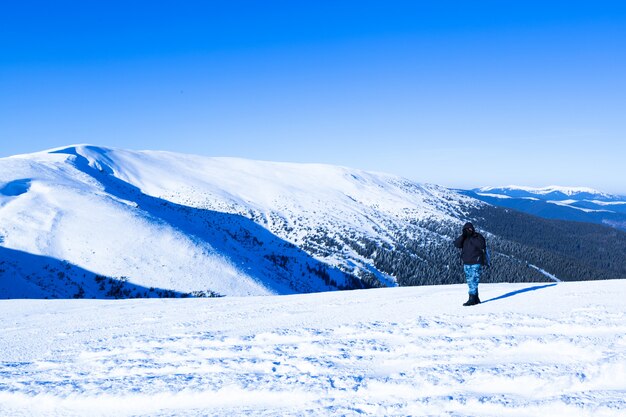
[454,231,487,265]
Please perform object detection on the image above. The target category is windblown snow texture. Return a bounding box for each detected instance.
[1,280,625,416]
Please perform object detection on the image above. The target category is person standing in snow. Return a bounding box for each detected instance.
[454,222,487,306]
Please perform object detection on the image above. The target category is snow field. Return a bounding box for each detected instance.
[1,280,625,416]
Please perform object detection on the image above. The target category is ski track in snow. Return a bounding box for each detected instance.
[528,264,561,282]
[2,281,626,416]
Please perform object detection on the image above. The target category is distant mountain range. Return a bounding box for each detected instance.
[2,146,626,299]
[461,186,626,231]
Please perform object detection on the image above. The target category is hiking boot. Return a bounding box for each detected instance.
[463,293,480,306]
[463,294,474,306]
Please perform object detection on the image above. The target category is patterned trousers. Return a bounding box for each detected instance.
[464,264,482,295]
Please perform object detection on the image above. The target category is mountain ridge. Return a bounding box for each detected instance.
[477,185,618,199]
[2,145,626,299]
[465,185,626,231]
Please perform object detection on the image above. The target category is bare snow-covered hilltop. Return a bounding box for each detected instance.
[1,145,625,298]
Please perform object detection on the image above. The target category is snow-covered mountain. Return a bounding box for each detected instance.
[476,185,620,201]
[0,145,473,298]
[2,146,626,299]
[465,185,626,230]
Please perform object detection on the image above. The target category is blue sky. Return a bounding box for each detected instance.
[2,1,626,193]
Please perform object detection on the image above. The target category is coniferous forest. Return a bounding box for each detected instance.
[296,203,626,288]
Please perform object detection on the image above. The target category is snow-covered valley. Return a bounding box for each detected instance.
[1,280,625,416]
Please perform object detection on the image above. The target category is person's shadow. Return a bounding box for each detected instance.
[481,283,558,304]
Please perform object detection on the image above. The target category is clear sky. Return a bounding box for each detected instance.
[2,1,626,193]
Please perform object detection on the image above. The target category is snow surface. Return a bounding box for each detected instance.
[0,149,264,297]
[546,200,614,213]
[2,280,625,417]
[589,200,626,206]
[528,264,562,282]
[475,193,540,202]
[475,193,512,199]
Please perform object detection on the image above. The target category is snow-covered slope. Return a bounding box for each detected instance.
[0,149,311,297]
[0,145,478,298]
[63,145,472,245]
[1,280,625,416]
